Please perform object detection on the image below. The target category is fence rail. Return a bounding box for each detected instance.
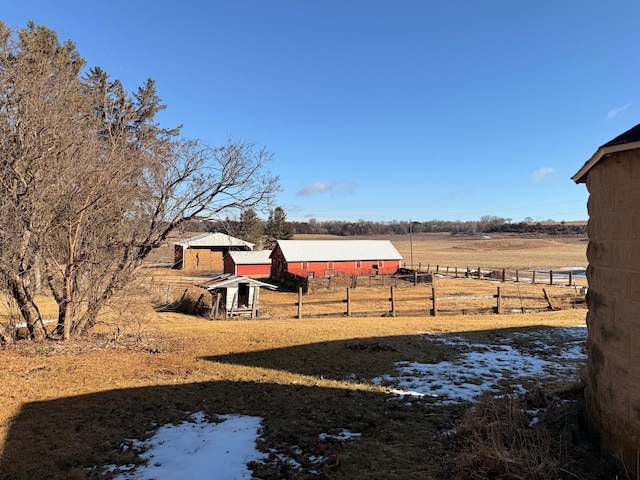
[290,285,585,319]
[416,263,587,287]
[274,265,586,295]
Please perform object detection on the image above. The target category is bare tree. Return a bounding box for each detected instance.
[0,22,279,341]
[0,21,87,341]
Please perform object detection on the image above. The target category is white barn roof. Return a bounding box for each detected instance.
[196,273,276,290]
[227,250,272,265]
[176,233,254,249]
[273,240,403,262]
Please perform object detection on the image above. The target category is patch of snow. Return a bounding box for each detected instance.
[111,412,266,480]
[319,429,362,441]
[373,326,586,404]
[14,319,56,329]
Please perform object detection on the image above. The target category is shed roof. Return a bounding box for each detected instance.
[227,250,272,265]
[196,273,276,290]
[272,240,403,262]
[176,232,254,249]
[572,122,640,183]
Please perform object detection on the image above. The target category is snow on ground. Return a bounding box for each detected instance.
[373,326,587,404]
[107,326,587,479]
[110,413,266,480]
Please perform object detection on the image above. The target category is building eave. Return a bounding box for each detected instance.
[573,141,640,184]
[196,273,276,290]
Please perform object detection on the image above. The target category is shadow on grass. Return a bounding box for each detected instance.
[1,380,438,480]
[0,325,583,480]
[201,325,575,382]
[0,340,467,480]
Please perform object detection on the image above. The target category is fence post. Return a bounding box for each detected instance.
[346,287,351,316]
[477,266,481,279]
[414,271,418,286]
[549,270,553,285]
[251,288,259,319]
[297,287,303,319]
[516,270,519,283]
[496,286,502,314]
[532,270,536,284]
[431,287,437,316]
[502,268,506,282]
[568,271,573,286]
[180,288,188,302]
[211,292,221,319]
[543,288,556,311]
[455,267,458,278]
[229,292,238,317]
[389,286,396,317]
[436,265,440,274]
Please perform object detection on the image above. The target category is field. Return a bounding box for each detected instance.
[0,233,612,479]
[299,232,589,270]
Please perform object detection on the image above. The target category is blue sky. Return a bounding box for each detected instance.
[3,1,638,223]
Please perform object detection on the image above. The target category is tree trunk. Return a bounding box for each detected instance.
[8,276,45,341]
[62,225,77,341]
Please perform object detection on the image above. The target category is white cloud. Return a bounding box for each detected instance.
[297,180,358,196]
[531,167,557,182]
[607,103,631,120]
[297,182,331,195]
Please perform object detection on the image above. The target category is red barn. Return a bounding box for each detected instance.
[224,250,272,278]
[270,240,403,279]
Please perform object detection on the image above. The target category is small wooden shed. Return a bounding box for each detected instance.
[174,233,254,271]
[196,273,276,318]
[224,250,272,277]
[572,122,640,478]
[269,239,403,279]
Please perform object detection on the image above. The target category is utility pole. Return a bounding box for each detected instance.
[409,219,414,270]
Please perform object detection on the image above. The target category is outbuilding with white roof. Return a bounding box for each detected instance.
[269,240,403,279]
[174,233,254,271]
[224,250,272,277]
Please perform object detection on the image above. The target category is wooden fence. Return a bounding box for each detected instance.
[274,265,586,295]
[292,285,586,319]
[416,263,587,287]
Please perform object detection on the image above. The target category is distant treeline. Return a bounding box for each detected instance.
[182,215,586,238]
[290,218,587,236]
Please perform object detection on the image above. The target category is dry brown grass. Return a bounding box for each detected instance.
[296,232,588,271]
[0,309,589,479]
[0,233,598,479]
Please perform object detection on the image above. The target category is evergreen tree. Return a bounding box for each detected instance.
[0,21,279,342]
[264,206,294,248]
[238,208,263,248]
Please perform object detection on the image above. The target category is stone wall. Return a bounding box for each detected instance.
[585,149,640,478]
